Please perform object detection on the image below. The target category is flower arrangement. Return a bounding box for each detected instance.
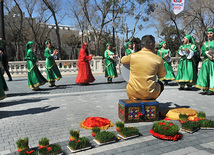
[94,131,116,143]
[181,121,200,132]
[197,111,206,120]
[91,127,100,137]
[16,137,29,152]
[18,148,36,155]
[38,137,49,149]
[150,121,182,141]
[179,114,188,123]
[119,127,139,138]
[116,121,124,132]
[68,137,90,151]
[198,119,214,128]
[37,144,62,155]
[69,130,80,141]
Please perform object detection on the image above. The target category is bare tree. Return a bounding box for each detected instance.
[4,0,26,60]
[41,0,63,59]
[181,0,214,46]
[23,0,52,59]
[66,0,89,44]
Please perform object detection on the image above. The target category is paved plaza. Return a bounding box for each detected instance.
[0,75,214,155]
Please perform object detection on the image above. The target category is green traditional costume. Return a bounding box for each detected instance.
[26,41,47,90]
[125,41,134,55]
[157,41,175,82]
[196,28,214,92]
[0,53,8,100]
[174,35,198,89]
[104,43,118,83]
[44,40,62,86]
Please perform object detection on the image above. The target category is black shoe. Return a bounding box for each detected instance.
[35,88,42,91]
[8,79,12,81]
[178,87,185,90]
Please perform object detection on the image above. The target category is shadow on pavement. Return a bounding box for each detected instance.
[0,98,48,108]
[7,92,49,97]
[0,106,59,119]
[91,81,126,85]
[159,102,190,120]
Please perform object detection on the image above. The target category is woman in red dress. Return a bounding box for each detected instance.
[75,42,95,85]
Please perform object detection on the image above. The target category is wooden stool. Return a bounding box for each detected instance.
[118,99,159,123]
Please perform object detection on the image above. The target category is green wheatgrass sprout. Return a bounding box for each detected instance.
[197,111,206,119]
[119,127,139,137]
[68,137,90,150]
[38,137,49,146]
[70,130,80,138]
[16,137,29,149]
[116,121,125,128]
[92,127,100,134]
[179,114,188,121]
[95,131,116,143]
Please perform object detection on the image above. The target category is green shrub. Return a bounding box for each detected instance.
[68,137,90,150]
[181,121,199,131]
[119,127,139,137]
[37,144,62,155]
[95,131,116,143]
[116,121,125,128]
[197,111,206,119]
[18,148,36,155]
[92,127,100,134]
[152,121,179,136]
[16,137,29,150]
[38,137,49,146]
[198,119,214,127]
[179,114,188,121]
[70,130,80,138]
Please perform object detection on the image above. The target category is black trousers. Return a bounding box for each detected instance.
[3,65,12,80]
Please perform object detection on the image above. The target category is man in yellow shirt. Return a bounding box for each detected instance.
[121,35,166,100]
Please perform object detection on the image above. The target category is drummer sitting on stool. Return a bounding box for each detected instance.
[121,35,166,100]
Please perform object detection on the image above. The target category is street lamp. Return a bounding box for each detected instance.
[0,0,6,40]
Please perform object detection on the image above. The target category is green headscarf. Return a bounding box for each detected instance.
[207,28,214,34]
[126,41,132,49]
[25,41,34,58]
[45,40,50,49]
[185,35,195,44]
[106,43,111,49]
[158,41,166,49]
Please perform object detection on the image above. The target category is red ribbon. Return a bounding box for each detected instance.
[26,150,34,154]
[138,112,143,117]
[168,123,174,126]
[129,127,133,130]
[163,127,168,130]
[158,122,166,125]
[47,147,52,152]
[76,140,81,143]
[150,129,182,141]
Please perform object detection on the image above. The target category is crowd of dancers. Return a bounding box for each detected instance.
[0,28,214,101]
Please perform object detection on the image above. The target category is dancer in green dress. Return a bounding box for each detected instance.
[44,40,62,87]
[157,41,175,85]
[174,35,198,90]
[125,41,135,55]
[26,41,47,91]
[196,28,214,94]
[0,48,8,100]
[104,43,118,83]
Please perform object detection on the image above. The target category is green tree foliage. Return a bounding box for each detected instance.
[160,25,185,56]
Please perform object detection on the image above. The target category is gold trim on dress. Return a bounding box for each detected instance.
[0,94,7,100]
[47,76,62,82]
[28,81,47,88]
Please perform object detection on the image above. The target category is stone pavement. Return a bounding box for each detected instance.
[0,75,214,155]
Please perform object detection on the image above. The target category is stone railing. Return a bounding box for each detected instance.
[6,56,180,77]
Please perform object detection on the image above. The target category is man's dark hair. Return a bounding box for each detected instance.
[0,48,4,52]
[141,35,155,48]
